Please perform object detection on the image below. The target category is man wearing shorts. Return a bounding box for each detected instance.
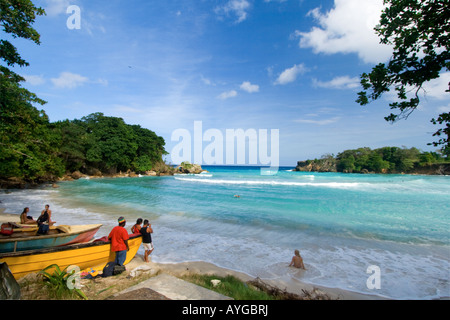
[140,219,153,262]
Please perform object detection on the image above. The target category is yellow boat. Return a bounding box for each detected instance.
[0,234,142,279]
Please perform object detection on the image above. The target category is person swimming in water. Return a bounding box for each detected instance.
[289,249,306,270]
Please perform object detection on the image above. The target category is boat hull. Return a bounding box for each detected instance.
[0,234,142,279]
[0,224,102,253]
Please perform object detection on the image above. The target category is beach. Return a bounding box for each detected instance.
[1,168,449,300]
[1,208,384,300]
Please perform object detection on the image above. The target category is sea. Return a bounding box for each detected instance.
[1,166,449,299]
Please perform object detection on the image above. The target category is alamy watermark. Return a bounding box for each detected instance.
[66,265,82,290]
[366,265,381,290]
[171,121,280,175]
[66,5,81,30]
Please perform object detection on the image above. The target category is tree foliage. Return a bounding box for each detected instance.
[357,0,449,155]
[299,146,447,174]
[0,1,168,184]
[53,113,168,176]
[335,146,445,173]
[0,0,58,181]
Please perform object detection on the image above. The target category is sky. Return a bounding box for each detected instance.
[9,0,450,166]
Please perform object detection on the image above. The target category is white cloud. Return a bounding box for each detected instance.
[24,75,46,86]
[385,72,450,103]
[275,64,308,85]
[312,76,360,90]
[200,75,213,86]
[218,90,238,100]
[215,0,251,23]
[422,72,450,100]
[113,105,144,114]
[44,0,71,16]
[295,117,341,125]
[240,81,259,93]
[51,72,89,89]
[295,0,392,64]
[96,78,109,86]
[437,103,450,114]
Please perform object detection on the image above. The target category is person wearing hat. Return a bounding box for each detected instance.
[108,217,130,266]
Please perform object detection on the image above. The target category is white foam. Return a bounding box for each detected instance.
[174,177,364,190]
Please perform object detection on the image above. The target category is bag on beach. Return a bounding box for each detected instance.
[113,265,126,275]
[101,261,116,278]
[0,223,13,236]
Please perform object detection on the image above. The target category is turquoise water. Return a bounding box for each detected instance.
[1,166,449,299]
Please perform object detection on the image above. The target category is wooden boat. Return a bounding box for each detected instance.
[0,224,102,253]
[0,234,142,279]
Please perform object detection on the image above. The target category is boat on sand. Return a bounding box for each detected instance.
[0,224,102,253]
[0,233,142,279]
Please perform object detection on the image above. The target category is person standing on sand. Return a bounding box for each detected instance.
[289,249,306,270]
[140,219,154,262]
[108,217,130,266]
[131,218,142,234]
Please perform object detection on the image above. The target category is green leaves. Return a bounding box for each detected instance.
[358,0,449,153]
[40,264,88,300]
[54,113,167,175]
[0,1,168,183]
[0,0,45,46]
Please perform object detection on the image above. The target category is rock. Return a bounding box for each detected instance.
[176,162,205,174]
[294,159,337,173]
[52,183,60,188]
[0,262,21,300]
[71,171,84,179]
[211,279,221,287]
[86,168,103,177]
[128,172,138,178]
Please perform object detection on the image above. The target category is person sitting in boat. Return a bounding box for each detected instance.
[131,218,142,234]
[20,207,36,225]
[36,204,55,234]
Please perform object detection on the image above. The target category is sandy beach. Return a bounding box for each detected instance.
[1,208,386,300]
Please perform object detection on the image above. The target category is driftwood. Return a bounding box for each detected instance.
[247,277,333,300]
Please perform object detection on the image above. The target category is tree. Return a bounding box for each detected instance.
[357,0,449,155]
[81,113,138,174]
[0,1,65,181]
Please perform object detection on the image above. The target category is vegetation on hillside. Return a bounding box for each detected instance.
[0,112,169,184]
[296,146,449,174]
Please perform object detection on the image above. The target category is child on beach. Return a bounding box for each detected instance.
[140,219,154,262]
[289,249,306,270]
[131,218,142,234]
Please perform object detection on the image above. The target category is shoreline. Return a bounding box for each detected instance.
[136,258,388,300]
[1,209,386,300]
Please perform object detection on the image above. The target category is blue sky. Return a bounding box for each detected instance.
[11,0,450,165]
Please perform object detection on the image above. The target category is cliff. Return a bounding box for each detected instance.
[294,159,337,173]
